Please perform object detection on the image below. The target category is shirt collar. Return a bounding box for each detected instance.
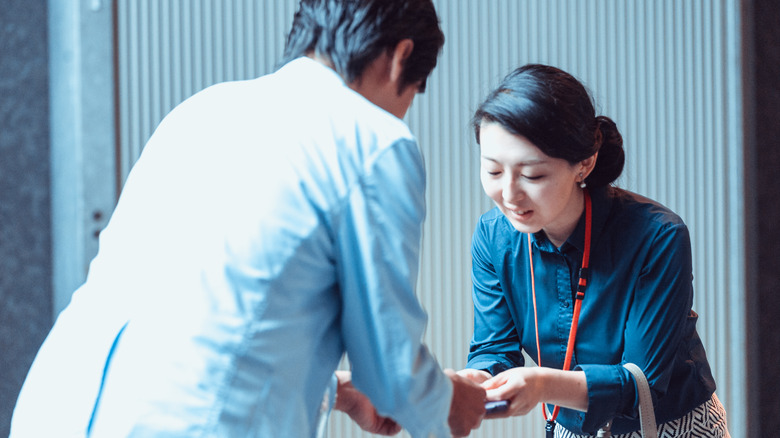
[531,186,612,254]
[276,56,347,89]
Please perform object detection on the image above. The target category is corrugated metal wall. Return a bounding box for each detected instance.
[115,1,745,436]
[116,0,299,179]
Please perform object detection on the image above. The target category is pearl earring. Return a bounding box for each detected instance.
[579,173,587,189]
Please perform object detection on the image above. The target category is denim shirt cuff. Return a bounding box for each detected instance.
[466,355,519,376]
[316,374,339,436]
[575,363,633,434]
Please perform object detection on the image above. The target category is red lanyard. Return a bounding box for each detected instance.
[529,189,592,428]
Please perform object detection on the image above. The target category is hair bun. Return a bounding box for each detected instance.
[588,116,625,187]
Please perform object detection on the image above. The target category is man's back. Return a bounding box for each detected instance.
[12,58,449,437]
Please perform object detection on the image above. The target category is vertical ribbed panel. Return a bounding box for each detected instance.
[116,1,744,436]
[116,0,298,181]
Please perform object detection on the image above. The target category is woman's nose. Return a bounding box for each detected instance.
[502,177,522,203]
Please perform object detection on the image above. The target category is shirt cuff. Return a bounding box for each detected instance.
[573,363,634,434]
[394,374,452,438]
[466,354,519,376]
[316,374,339,436]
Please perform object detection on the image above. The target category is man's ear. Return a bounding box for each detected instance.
[389,39,414,84]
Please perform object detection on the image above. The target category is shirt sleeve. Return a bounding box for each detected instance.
[334,138,452,438]
[466,218,525,375]
[575,222,695,433]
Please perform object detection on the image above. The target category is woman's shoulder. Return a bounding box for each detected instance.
[478,206,505,224]
[474,207,522,244]
[595,187,692,261]
[606,187,686,229]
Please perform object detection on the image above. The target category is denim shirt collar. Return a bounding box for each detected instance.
[531,186,612,255]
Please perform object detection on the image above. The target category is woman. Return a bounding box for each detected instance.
[460,64,729,437]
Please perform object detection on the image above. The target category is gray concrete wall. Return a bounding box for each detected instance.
[0,0,52,436]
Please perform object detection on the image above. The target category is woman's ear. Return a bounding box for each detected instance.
[580,152,599,179]
[389,39,414,84]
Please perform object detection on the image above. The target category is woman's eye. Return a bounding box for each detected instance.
[524,174,544,180]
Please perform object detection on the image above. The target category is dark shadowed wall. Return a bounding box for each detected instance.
[0,0,52,437]
[745,0,780,435]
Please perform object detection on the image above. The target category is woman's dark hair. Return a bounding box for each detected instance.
[472,64,625,188]
[279,0,445,93]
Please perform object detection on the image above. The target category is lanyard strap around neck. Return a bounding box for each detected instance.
[529,188,592,424]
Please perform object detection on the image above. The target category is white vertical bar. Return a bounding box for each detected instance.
[49,0,116,313]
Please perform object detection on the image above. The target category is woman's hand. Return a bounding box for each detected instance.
[481,367,588,418]
[481,367,545,417]
[456,368,493,385]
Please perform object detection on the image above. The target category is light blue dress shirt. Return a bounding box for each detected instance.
[11,57,452,437]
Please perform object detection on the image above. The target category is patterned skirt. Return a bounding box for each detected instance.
[555,393,730,438]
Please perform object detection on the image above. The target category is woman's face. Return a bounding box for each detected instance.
[479,122,590,246]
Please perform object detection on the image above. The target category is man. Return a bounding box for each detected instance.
[10,0,486,437]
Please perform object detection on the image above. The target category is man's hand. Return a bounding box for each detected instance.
[334,371,402,436]
[444,369,486,437]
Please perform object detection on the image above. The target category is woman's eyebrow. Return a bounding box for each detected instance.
[480,155,547,166]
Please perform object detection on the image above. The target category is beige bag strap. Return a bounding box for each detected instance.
[623,363,658,438]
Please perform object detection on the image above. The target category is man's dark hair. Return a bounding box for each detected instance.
[279,0,445,93]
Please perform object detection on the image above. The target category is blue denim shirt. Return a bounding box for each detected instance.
[11,58,452,438]
[467,186,716,435]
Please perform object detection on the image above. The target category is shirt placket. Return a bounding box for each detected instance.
[554,250,575,367]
